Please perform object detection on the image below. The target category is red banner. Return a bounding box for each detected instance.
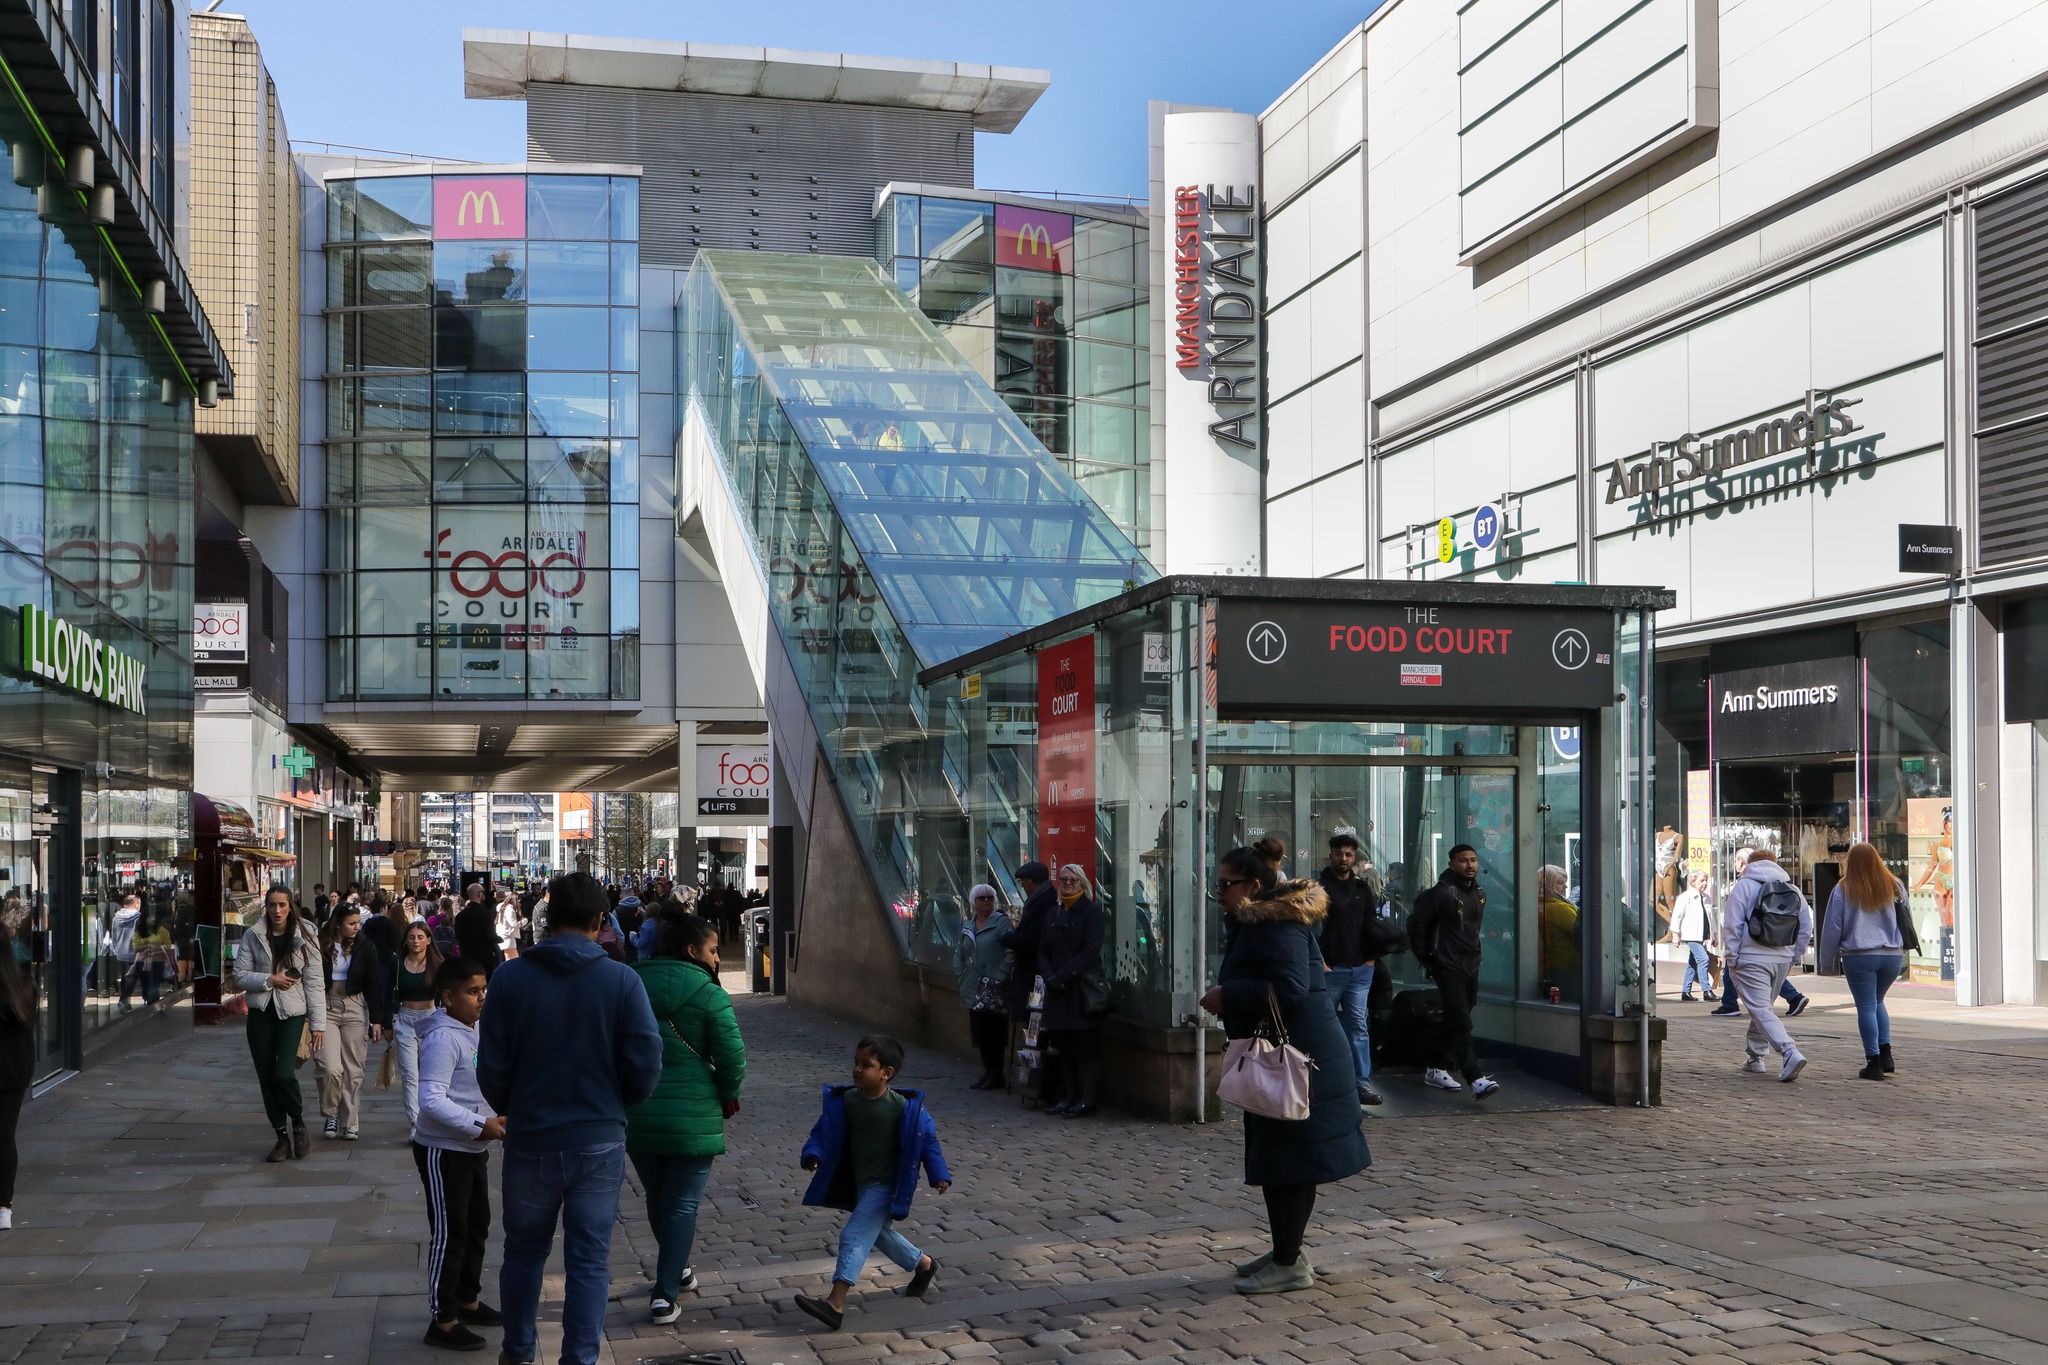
[1036,636,1096,882]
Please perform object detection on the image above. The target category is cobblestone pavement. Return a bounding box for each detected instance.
[6,977,2048,1365]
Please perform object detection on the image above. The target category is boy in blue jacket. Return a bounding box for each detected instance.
[792,1034,950,1331]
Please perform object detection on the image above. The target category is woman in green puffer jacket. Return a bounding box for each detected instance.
[627,906,746,1324]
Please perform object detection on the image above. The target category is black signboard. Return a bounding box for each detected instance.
[1708,658,1860,761]
[2005,597,2048,723]
[1898,523,1960,575]
[699,797,768,817]
[1215,598,1617,714]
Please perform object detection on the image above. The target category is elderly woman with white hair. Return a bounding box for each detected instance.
[1036,864,1107,1117]
[953,884,1015,1090]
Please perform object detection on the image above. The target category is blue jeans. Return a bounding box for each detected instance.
[499,1142,626,1365]
[1841,953,1904,1055]
[629,1151,714,1300]
[1324,964,1373,1084]
[834,1181,924,1287]
[1681,943,1711,995]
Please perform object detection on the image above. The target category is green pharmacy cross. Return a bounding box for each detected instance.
[281,746,316,779]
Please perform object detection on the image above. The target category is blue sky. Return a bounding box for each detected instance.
[218,0,1380,197]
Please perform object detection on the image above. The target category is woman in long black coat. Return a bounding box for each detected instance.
[1200,847,1371,1295]
[1036,864,1106,1118]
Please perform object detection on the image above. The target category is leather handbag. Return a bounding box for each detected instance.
[1217,985,1315,1121]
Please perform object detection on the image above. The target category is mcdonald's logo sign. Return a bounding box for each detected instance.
[434,176,527,240]
[994,203,1073,274]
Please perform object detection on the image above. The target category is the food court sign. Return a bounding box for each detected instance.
[8,604,148,713]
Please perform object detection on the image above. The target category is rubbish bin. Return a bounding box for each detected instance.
[746,907,773,994]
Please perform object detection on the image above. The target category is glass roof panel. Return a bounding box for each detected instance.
[687,250,1154,665]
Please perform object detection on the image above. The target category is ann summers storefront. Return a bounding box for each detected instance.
[1375,222,1966,995]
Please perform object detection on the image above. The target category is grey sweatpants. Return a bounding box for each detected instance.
[1730,957,1798,1061]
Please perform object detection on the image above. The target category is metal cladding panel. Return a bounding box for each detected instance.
[1975,172,2048,566]
[526,82,974,267]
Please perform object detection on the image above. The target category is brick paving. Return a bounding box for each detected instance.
[4,978,2047,1365]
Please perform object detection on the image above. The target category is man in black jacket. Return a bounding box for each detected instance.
[1318,834,1387,1107]
[1000,862,1058,1105]
[453,882,503,978]
[1406,844,1499,1099]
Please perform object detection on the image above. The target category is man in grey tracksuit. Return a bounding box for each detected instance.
[1720,851,1814,1081]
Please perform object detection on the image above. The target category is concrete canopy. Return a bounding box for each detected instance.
[462,29,1051,134]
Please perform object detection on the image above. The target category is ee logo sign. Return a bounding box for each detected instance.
[1435,517,1456,565]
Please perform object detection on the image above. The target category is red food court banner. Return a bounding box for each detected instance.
[1036,636,1097,883]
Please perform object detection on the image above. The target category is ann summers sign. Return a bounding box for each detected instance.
[1709,658,1859,761]
[12,604,148,713]
[1604,391,1865,506]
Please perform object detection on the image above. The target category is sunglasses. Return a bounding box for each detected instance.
[1216,876,1255,891]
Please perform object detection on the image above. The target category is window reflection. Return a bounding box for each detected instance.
[433,242,525,304]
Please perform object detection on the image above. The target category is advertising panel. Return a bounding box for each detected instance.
[193,601,247,663]
[698,745,770,818]
[1036,635,1096,881]
[1905,797,1955,983]
[1214,597,1616,714]
[993,203,1073,273]
[434,176,526,240]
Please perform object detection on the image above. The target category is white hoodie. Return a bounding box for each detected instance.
[412,1010,492,1154]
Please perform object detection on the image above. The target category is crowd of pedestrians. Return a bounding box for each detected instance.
[140,815,1906,1357]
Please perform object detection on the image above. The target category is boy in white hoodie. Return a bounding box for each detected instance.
[413,958,507,1351]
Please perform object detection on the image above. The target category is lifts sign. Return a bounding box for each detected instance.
[1173,182,1260,449]
[11,604,148,713]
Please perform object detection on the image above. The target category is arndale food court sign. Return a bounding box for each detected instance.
[13,604,148,713]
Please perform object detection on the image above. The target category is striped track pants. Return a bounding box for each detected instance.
[413,1142,492,1321]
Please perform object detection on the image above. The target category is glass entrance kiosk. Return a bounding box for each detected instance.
[915,578,1673,1116]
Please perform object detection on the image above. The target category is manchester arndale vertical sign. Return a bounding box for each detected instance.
[1161,111,1261,576]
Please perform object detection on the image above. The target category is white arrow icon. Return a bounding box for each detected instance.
[1552,629,1590,670]
[1247,621,1287,664]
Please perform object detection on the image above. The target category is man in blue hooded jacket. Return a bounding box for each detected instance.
[479,872,662,1365]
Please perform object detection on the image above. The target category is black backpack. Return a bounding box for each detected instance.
[1360,902,1409,958]
[1746,883,1804,948]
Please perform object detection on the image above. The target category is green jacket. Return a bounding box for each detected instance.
[626,957,746,1157]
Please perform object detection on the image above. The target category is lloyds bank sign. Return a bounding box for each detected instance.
[10,604,148,714]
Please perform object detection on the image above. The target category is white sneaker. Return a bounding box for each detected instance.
[1741,1057,1766,1073]
[1423,1068,1463,1091]
[1779,1052,1808,1083]
[1471,1075,1500,1099]
[0,1206,12,1230]
[676,1267,697,1292]
[649,1296,680,1326]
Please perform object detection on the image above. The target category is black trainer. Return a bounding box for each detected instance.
[1358,1084,1383,1106]
[793,1293,843,1330]
[456,1303,503,1327]
[906,1255,939,1298]
[423,1322,488,1352]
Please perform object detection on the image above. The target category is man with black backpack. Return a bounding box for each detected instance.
[1720,848,1814,1081]
[1319,834,1400,1108]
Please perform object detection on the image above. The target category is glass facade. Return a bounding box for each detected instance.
[875,189,1152,552]
[323,171,641,700]
[681,248,1151,951]
[0,90,197,1079]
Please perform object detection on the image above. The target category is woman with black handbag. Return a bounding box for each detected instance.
[1036,865,1106,1118]
[1198,848,1371,1295]
[1819,842,1918,1080]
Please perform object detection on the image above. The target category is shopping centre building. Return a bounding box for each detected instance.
[1205,0,2048,1006]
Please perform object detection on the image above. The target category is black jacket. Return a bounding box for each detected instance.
[1035,895,1105,1032]
[1217,879,1371,1187]
[1317,866,1383,968]
[1408,872,1486,977]
[454,902,502,971]
[999,881,1059,1016]
[326,940,393,1028]
[0,1007,31,1091]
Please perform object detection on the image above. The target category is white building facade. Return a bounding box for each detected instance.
[1222,0,2048,1005]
